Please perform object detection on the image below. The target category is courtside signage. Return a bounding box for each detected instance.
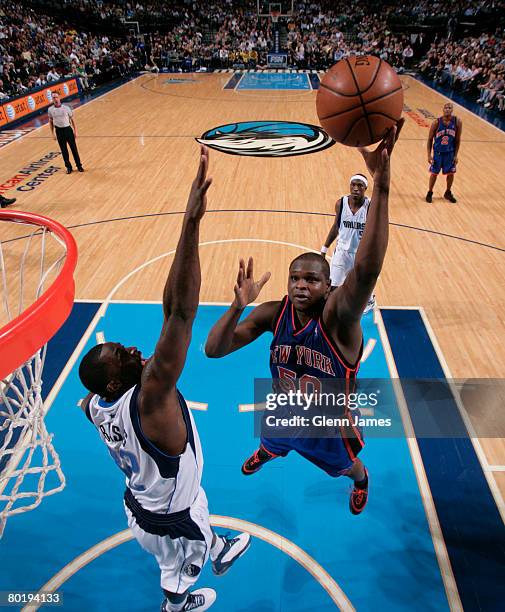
[0,78,79,128]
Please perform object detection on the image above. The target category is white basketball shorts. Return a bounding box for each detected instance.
[125,487,213,594]
[330,248,355,287]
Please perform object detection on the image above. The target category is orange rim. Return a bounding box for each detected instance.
[0,210,77,380]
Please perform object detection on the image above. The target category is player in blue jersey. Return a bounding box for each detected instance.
[205,120,404,516]
[426,103,462,203]
[78,147,250,612]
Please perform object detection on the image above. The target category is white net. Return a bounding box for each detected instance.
[0,220,68,537]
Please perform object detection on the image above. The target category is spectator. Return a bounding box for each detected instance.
[47,68,61,82]
[402,44,414,69]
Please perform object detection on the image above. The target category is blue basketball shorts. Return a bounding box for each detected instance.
[261,428,365,477]
[430,151,456,175]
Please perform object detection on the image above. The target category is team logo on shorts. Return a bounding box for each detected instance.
[183,563,201,577]
[196,121,334,157]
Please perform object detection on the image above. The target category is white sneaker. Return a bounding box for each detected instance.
[183,590,216,611]
[212,533,251,575]
[162,589,216,612]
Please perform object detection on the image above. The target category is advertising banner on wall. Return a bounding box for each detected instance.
[0,78,80,128]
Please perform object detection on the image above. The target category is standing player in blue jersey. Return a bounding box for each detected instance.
[205,121,403,516]
[426,102,462,203]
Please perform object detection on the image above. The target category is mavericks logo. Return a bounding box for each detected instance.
[183,563,201,577]
[196,121,334,157]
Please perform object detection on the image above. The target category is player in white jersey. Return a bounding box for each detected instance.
[320,174,375,313]
[78,147,250,612]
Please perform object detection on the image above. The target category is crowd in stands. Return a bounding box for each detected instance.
[0,0,142,100]
[135,1,434,73]
[0,0,504,113]
[418,30,505,110]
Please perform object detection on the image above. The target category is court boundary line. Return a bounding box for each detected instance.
[22,517,355,612]
[234,72,246,90]
[418,307,505,523]
[375,309,463,611]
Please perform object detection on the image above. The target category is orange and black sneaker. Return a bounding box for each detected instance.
[350,468,369,515]
[241,445,277,475]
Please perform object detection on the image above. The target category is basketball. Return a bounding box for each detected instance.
[316,56,404,147]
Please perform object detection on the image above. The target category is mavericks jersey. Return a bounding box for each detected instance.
[434,116,457,153]
[335,195,370,254]
[86,385,203,515]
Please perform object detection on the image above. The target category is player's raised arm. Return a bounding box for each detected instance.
[323,120,403,358]
[205,257,277,357]
[161,146,210,321]
[138,146,211,452]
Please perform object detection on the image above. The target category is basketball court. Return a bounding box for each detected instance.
[1,71,504,610]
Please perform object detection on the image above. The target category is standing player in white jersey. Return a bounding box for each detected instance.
[320,174,375,313]
[78,147,250,612]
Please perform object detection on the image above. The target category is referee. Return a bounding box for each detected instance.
[48,92,84,174]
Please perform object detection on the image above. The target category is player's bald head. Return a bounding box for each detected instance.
[289,252,330,280]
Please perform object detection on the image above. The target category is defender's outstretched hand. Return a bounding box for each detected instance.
[186,145,213,221]
[233,257,271,309]
[358,118,405,177]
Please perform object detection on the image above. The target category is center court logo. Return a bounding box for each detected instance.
[196,121,334,157]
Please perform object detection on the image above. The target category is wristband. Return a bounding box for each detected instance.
[320,246,328,254]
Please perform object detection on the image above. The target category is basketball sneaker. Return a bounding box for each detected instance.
[0,195,16,208]
[161,589,216,612]
[349,468,369,515]
[444,190,457,203]
[425,191,433,203]
[212,533,251,576]
[242,445,277,475]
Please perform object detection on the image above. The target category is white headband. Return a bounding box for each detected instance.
[350,174,368,188]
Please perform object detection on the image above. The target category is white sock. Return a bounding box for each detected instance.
[210,534,225,562]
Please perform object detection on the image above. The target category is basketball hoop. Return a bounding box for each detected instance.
[0,210,77,536]
[270,9,281,23]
